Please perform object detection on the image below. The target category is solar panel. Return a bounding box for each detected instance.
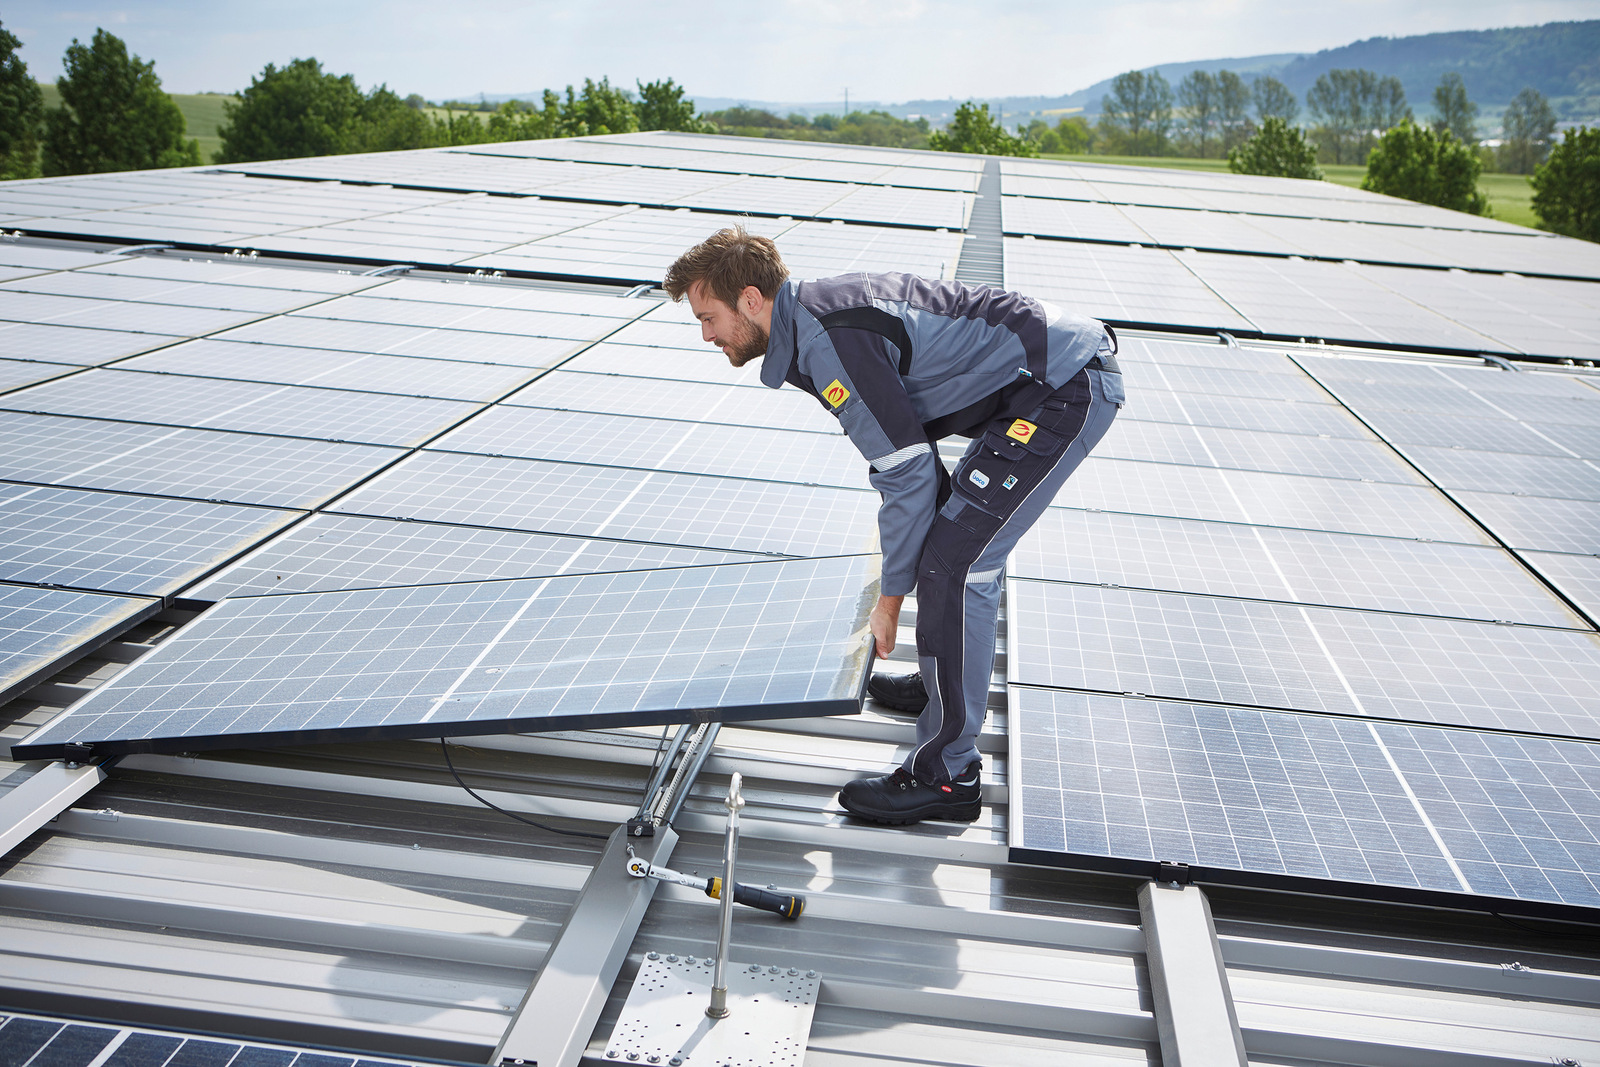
[0,358,77,394]
[1009,688,1600,907]
[12,555,876,759]
[330,452,881,558]
[2,369,482,447]
[1121,336,1302,375]
[1451,491,1600,554]
[117,339,543,401]
[429,406,869,489]
[559,342,768,386]
[214,316,588,368]
[0,411,404,508]
[1008,688,1469,894]
[1056,457,1494,543]
[1095,420,1422,483]
[0,483,301,596]
[0,1010,445,1067]
[1402,445,1600,502]
[1004,239,1256,331]
[1008,580,1600,736]
[0,584,160,704]
[1517,551,1600,622]
[0,322,184,364]
[0,289,266,336]
[503,369,833,432]
[1131,361,1334,403]
[1123,388,1373,438]
[1013,510,1581,626]
[186,513,766,599]
[3,271,335,315]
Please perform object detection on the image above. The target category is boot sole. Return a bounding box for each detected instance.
[838,797,981,825]
[865,685,928,714]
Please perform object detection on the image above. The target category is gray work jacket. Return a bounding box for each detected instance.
[761,273,1120,595]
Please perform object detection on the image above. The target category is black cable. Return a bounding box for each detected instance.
[1490,910,1600,941]
[643,723,672,802]
[440,738,609,841]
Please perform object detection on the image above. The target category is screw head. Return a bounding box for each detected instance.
[647,951,659,960]
[685,955,696,964]
[807,970,817,978]
[606,1052,618,1059]
[769,966,781,974]
[788,967,798,976]
[666,954,678,962]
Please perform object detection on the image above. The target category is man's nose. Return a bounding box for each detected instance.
[701,322,715,343]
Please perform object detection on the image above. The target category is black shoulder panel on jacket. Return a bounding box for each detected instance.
[817,306,914,376]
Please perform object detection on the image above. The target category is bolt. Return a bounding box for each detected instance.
[787,967,798,976]
[685,955,696,964]
[769,966,781,974]
[647,951,659,960]
[670,1059,683,1067]
[647,1056,660,1064]
[626,1054,639,1062]
[807,970,817,978]
[605,1052,618,1059]
[666,954,678,962]
[748,964,761,972]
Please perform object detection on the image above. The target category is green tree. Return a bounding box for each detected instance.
[349,85,436,152]
[1252,75,1297,124]
[1499,86,1557,175]
[1307,68,1409,164]
[928,101,1038,157]
[1362,119,1488,215]
[1177,70,1217,157]
[1215,70,1250,153]
[1097,70,1173,155]
[1227,116,1323,180]
[636,78,710,133]
[1531,127,1599,242]
[1430,72,1478,146]
[560,77,637,136]
[484,92,562,141]
[0,20,44,179]
[216,58,366,162]
[41,29,200,176]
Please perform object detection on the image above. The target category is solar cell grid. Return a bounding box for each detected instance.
[366,277,652,319]
[1134,361,1334,403]
[188,513,765,598]
[331,451,880,557]
[1345,407,1587,459]
[560,342,767,386]
[0,584,159,705]
[0,411,403,508]
[82,255,388,295]
[1515,551,1600,623]
[213,316,587,368]
[1058,457,1493,542]
[1004,239,1256,331]
[1374,726,1600,907]
[1303,605,1600,737]
[1452,491,1600,555]
[1123,388,1372,438]
[292,295,624,341]
[0,290,266,336]
[1000,197,1148,243]
[119,340,542,402]
[1118,204,1305,256]
[1014,509,1577,626]
[1,368,482,448]
[1009,689,1466,892]
[1403,445,1600,502]
[1008,579,1357,713]
[0,358,77,394]
[0,483,301,596]
[503,369,833,431]
[1121,337,1301,375]
[13,554,877,759]
[430,405,870,489]
[0,245,124,270]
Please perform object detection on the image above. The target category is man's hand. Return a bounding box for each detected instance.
[869,594,905,659]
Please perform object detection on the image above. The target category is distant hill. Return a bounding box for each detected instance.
[456,19,1600,128]
[1273,20,1600,120]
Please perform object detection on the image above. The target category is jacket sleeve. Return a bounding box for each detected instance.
[800,325,938,597]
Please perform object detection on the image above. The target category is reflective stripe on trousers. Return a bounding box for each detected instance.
[907,365,1120,782]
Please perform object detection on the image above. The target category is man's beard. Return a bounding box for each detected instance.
[724,309,768,367]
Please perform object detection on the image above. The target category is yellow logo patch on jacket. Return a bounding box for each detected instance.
[823,379,850,408]
[1006,418,1037,443]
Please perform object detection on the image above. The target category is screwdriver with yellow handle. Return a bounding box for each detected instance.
[625,845,805,920]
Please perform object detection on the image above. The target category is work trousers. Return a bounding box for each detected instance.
[908,362,1120,783]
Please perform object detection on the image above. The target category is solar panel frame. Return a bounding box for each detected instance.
[12,555,877,760]
[0,584,161,706]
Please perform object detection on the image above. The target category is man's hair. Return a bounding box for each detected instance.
[663,226,788,307]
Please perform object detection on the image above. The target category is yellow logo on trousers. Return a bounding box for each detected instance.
[1006,418,1037,443]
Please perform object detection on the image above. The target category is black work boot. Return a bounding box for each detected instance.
[838,761,981,825]
[866,670,928,713]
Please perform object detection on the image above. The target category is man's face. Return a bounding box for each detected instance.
[687,281,768,368]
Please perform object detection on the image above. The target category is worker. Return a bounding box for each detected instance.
[664,227,1122,826]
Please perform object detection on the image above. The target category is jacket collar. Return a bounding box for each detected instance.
[760,278,799,390]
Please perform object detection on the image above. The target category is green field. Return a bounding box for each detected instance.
[38,82,230,163]
[1044,152,1540,231]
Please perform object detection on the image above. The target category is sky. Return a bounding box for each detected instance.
[7,0,1600,104]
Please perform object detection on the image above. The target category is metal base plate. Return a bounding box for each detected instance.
[605,954,819,1067]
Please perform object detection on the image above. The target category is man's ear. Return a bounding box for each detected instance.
[740,285,764,314]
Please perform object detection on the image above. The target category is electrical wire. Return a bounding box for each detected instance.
[439,738,609,841]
